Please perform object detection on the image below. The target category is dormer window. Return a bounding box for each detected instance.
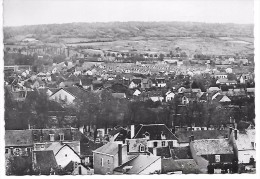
[139,144,145,152]
[59,133,64,141]
[49,134,54,142]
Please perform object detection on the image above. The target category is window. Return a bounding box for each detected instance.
[59,133,64,141]
[162,141,166,147]
[139,145,145,152]
[49,134,55,142]
[65,154,67,157]
[154,142,158,147]
[215,155,220,163]
[107,160,110,165]
[5,148,9,154]
[101,158,104,167]
[86,157,90,163]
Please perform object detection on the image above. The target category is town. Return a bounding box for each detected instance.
[4,30,256,175]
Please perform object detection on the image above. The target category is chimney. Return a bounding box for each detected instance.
[153,148,157,156]
[189,135,194,142]
[229,127,233,138]
[118,144,123,166]
[171,128,175,134]
[131,125,135,139]
[234,129,237,140]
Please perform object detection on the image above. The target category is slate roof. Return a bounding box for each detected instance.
[171,146,192,159]
[175,130,228,143]
[80,139,104,157]
[33,150,58,175]
[161,158,201,174]
[5,130,33,147]
[156,147,171,158]
[191,139,233,155]
[114,155,161,174]
[133,124,178,140]
[94,142,123,156]
[237,121,254,131]
[31,128,84,142]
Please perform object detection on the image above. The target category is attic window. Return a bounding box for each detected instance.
[49,134,54,142]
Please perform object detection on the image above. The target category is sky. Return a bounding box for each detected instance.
[3,0,254,26]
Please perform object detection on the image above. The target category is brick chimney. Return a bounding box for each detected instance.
[118,144,123,166]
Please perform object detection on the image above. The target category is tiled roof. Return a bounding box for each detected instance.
[191,139,233,155]
[161,158,202,174]
[175,130,228,143]
[114,155,161,174]
[5,130,33,147]
[33,150,58,175]
[134,124,178,140]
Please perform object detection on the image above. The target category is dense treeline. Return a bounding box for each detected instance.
[5,86,255,131]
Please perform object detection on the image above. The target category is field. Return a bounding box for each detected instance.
[3,22,254,56]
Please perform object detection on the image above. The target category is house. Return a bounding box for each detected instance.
[5,130,34,157]
[46,142,81,168]
[113,155,161,174]
[216,78,237,86]
[93,142,136,174]
[32,150,58,175]
[112,93,126,99]
[132,124,179,149]
[80,139,104,168]
[49,86,87,104]
[208,87,221,93]
[212,94,231,103]
[246,88,255,97]
[146,91,164,102]
[229,128,255,164]
[129,78,142,89]
[108,127,129,142]
[141,78,152,89]
[190,139,235,174]
[161,158,202,174]
[165,91,175,102]
[32,128,84,156]
[156,77,166,87]
[214,72,227,79]
[133,89,141,96]
[181,96,189,105]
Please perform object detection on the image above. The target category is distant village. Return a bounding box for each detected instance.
[4,37,255,175]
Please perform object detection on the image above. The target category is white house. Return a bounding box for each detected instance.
[47,143,81,168]
[165,91,175,102]
[229,129,256,164]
